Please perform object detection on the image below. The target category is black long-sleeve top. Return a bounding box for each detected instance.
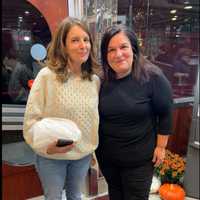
[96,72,173,167]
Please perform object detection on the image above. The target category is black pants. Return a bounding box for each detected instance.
[98,161,154,200]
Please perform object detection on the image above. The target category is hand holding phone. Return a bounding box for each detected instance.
[56,139,74,147]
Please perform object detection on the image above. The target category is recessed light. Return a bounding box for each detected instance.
[184,5,192,9]
[170,10,176,14]
[24,36,30,41]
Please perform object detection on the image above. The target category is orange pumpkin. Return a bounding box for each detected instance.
[159,183,185,200]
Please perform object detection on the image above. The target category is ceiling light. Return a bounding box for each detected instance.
[172,17,177,21]
[25,11,30,14]
[24,36,30,41]
[170,10,176,14]
[184,5,192,9]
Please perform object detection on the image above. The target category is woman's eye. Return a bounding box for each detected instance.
[84,38,90,42]
[108,49,115,53]
[121,45,128,49]
[72,39,79,42]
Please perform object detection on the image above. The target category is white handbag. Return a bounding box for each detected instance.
[31,117,81,153]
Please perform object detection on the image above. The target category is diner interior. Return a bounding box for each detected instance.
[2,0,199,199]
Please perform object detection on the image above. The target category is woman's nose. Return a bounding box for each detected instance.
[115,49,122,57]
[79,40,86,48]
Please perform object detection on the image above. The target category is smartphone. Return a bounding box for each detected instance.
[56,139,74,147]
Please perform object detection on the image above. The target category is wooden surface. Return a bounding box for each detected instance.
[167,105,193,156]
[2,163,43,200]
[27,0,68,34]
[88,167,98,195]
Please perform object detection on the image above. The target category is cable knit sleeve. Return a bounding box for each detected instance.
[23,68,47,148]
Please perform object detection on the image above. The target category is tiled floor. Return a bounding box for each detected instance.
[28,176,199,200]
[28,193,198,200]
[27,173,199,200]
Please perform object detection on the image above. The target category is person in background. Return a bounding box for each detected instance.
[155,44,172,64]
[23,17,100,200]
[2,48,33,104]
[95,25,173,200]
[2,50,15,103]
[173,47,193,74]
[8,56,33,104]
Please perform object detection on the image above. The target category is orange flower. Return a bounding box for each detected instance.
[154,149,186,184]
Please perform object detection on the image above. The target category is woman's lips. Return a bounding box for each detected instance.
[79,52,89,57]
[116,59,126,64]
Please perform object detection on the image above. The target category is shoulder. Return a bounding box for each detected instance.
[91,74,101,91]
[150,70,170,84]
[32,67,57,88]
[149,71,172,96]
[35,66,56,80]
[38,66,54,75]
[91,74,101,85]
[92,74,100,82]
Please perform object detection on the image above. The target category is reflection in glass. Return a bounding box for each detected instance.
[83,0,118,59]
[2,0,51,104]
[30,43,47,61]
[117,0,199,98]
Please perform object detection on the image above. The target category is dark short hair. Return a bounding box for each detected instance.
[101,25,161,82]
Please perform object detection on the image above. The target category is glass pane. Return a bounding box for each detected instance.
[2,0,51,105]
[83,0,118,58]
[118,0,199,99]
[2,0,52,166]
[146,1,199,98]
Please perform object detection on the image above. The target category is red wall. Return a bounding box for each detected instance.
[27,0,68,35]
[2,164,43,200]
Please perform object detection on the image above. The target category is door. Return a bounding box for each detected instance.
[184,69,199,198]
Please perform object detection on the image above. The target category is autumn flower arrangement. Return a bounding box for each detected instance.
[154,149,186,185]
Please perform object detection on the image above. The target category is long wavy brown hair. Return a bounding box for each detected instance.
[46,17,100,82]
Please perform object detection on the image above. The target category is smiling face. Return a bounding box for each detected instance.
[65,25,91,69]
[107,32,133,79]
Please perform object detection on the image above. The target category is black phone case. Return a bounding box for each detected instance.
[56,139,73,147]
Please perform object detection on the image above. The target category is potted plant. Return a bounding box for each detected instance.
[154,149,186,200]
[154,149,186,185]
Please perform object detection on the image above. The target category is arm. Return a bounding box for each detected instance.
[152,134,169,166]
[23,68,75,155]
[23,68,46,147]
[151,73,173,166]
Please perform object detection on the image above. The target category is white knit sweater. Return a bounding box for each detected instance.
[23,67,100,160]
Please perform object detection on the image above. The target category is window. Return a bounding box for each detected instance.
[117,0,199,98]
[2,0,51,105]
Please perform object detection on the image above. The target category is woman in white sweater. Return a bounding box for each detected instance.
[23,17,100,200]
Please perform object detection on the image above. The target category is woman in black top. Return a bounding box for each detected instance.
[96,25,173,200]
